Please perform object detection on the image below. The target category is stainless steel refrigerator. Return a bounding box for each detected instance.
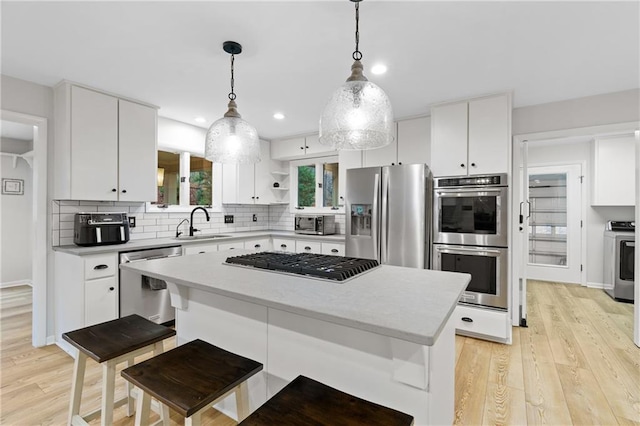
[345,164,432,268]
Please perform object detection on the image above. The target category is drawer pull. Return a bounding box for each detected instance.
[254,244,261,248]
[94,264,109,270]
[280,244,287,248]
[331,249,339,253]
[109,287,115,291]
[461,317,473,323]
[304,246,311,251]
[199,251,205,254]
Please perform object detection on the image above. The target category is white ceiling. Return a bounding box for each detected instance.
[2,1,638,140]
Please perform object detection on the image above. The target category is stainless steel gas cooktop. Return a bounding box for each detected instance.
[224,252,380,282]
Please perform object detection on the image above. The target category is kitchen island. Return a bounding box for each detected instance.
[120,250,470,425]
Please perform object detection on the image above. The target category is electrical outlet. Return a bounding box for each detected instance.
[252,214,257,222]
[224,215,234,224]
[128,216,136,228]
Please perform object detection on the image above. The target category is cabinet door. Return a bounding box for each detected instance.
[338,150,363,203]
[304,134,336,157]
[273,238,295,253]
[218,241,245,251]
[223,163,255,204]
[70,86,119,200]
[271,137,306,160]
[85,276,118,327]
[397,117,430,166]
[245,238,272,252]
[363,124,398,167]
[254,140,276,204]
[119,100,158,201]
[295,240,322,254]
[468,95,509,175]
[321,242,345,256]
[592,136,636,206]
[431,102,468,177]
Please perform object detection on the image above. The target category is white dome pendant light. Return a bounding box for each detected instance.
[205,41,260,164]
[319,0,394,151]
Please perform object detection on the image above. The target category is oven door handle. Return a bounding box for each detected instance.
[624,241,635,247]
[435,247,503,257]
[436,188,504,195]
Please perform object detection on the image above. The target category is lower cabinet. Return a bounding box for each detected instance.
[218,241,245,251]
[321,242,345,256]
[295,240,322,254]
[55,252,119,355]
[184,243,218,255]
[244,238,272,252]
[453,304,510,342]
[273,238,295,253]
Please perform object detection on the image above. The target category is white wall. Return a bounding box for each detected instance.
[1,138,33,284]
[1,74,55,338]
[528,140,635,286]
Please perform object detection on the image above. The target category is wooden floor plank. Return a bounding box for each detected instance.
[453,338,492,425]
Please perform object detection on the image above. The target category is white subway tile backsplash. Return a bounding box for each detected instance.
[129,232,158,240]
[58,200,80,206]
[60,237,74,246]
[60,205,86,214]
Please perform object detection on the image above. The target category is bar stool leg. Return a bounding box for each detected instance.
[101,360,116,426]
[68,351,87,425]
[235,381,250,422]
[152,340,171,425]
[134,389,151,426]
[125,356,135,417]
[185,411,202,426]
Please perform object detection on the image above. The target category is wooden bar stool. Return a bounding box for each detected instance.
[62,314,176,426]
[121,339,263,426]
[239,375,414,426]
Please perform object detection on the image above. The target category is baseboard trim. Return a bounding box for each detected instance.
[0,280,33,289]
[46,335,56,346]
[587,281,605,289]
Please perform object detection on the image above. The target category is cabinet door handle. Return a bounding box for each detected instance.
[304,246,311,251]
[391,163,395,166]
[305,145,309,149]
[109,287,115,291]
[331,249,339,253]
[300,146,304,150]
[251,196,255,199]
[471,163,476,167]
[199,251,205,254]
[94,264,109,270]
[461,317,473,323]
[460,164,466,168]
[256,196,259,200]
[111,188,117,192]
[121,189,127,193]
[398,162,402,165]
[254,244,261,248]
[280,244,287,248]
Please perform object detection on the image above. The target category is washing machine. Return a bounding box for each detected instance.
[603,221,635,302]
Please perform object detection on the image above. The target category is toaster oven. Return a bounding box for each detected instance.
[74,212,130,246]
[294,215,336,235]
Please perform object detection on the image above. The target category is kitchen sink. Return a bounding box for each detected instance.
[173,234,230,241]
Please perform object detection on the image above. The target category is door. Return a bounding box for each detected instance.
[526,164,582,284]
[345,167,381,261]
[382,164,427,267]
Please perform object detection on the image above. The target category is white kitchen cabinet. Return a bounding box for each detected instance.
[295,240,322,254]
[54,82,158,201]
[362,124,398,168]
[338,150,363,204]
[55,252,119,354]
[272,238,295,253]
[271,134,336,161]
[453,304,510,343]
[184,243,218,255]
[321,242,345,256]
[218,241,245,251]
[431,94,510,177]
[223,140,284,205]
[591,135,636,206]
[397,116,431,166]
[245,238,272,252]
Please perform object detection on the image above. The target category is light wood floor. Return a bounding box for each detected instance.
[1,282,638,425]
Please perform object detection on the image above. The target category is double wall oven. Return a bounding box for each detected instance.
[432,174,509,310]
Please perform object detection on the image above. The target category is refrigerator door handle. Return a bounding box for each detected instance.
[380,168,389,264]
[372,173,380,262]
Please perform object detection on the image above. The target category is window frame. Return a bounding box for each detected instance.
[289,155,343,214]
[146,150,223,213]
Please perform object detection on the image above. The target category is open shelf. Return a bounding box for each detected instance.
[271,171,289,176]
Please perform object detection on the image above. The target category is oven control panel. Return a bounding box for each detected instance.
[436,174,507,188]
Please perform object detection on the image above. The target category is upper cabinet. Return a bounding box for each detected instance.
[271,134,336,161]
[54,83,158,201]
[362,117,430,168]
[431,93,511,177]
[591,135,636,206]
[223,140,287,205]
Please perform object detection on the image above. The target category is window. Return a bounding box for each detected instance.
[291,156,341,213]
[150,150,222,212]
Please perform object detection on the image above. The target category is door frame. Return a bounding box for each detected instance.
[511,121,639,331]
[1,109,48,347]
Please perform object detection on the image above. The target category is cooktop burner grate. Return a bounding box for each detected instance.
[224,252,380,282]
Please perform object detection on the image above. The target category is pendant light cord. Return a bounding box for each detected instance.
[352,1,362,61]
[228,54,236,101]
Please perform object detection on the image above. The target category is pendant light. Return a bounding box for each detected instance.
[319,0,394,151]
[205,41,260,164]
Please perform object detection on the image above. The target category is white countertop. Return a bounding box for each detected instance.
[52,230,345,255]
[120,249,470,346]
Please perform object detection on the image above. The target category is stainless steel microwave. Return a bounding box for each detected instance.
[294,215,336,235]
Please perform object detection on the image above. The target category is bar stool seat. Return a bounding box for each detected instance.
[239,375,414,426]
[121,339,263,426]
[62,314,176,426]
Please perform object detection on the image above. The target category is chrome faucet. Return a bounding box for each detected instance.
[175,218,189,238]
[189,207,210,236]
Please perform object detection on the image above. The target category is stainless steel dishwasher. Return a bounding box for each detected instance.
[119,245,182,324]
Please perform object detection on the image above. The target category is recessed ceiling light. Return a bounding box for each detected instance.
[273,113,285,120]
[371,64,387,75]
[194,116,206,123]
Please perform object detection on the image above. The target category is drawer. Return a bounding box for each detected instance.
[454,305,509,340]
[296,240,322,254]
[273,238,295,253]
[245,238,271,252]
[184,244,218,255]
[321,242,345,256]
[84,254,117,280]
[218,242,244,251]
